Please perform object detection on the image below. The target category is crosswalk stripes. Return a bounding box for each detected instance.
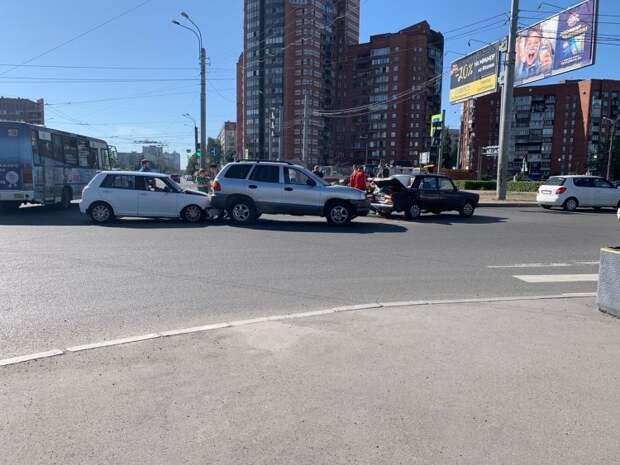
[487,260,600,284]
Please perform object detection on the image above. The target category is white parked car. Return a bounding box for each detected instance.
[536,175,620,211]
[80,171,210,224]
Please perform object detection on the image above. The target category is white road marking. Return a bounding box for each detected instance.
[489,261,599,269]
[0,349,63,367]
[513,274,599,283]
[66,333,161,352]
[159,323,231,337]
[1,293,598,368]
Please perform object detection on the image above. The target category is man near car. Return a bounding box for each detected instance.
[138,159,151,172]
[349,165,368,191]
[312,165,324,178]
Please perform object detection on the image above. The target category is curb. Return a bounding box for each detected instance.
[478,202,538,208]
[0,293,596,369]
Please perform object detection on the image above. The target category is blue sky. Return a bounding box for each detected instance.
[1,0,619,166]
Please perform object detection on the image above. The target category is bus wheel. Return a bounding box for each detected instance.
[60,187,73,209]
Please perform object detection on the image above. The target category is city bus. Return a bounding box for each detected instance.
[0,121,117,210]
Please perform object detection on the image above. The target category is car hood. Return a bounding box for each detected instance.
[323,184,366,199]
[184,189,208,197]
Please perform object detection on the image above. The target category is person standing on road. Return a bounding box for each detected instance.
[196,169,210,193]
[349,165,367,192]
[312,165,324,178]
[138,159,151,172]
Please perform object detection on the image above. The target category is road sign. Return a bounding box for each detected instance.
[419,152,430,164]
[449,43,500,104]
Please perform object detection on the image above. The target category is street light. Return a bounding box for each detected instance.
[603,116,619,180]
[182,113,198,155]
[172,11,206,170]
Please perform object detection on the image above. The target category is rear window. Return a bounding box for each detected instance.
[249,165,280,183]
[224,164,253,179]
[545,177,565,186]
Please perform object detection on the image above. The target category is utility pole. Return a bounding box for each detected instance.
[302,92,309,165]
[604,117,619,180]
[194,125,199,154]
[496,0,519,200]
[200,46,207,170]
[437,109,446,175]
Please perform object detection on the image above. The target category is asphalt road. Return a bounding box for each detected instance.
[1,205,618,358]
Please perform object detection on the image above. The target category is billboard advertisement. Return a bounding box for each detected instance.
[515,0,597,86]
[449,43,500,104]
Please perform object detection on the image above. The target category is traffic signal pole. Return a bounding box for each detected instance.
[437,109,446,174]
[496,0,519,200]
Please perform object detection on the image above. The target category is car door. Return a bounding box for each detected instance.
[571,177,594,206]
[246,164,283,213]
[281,167,322,215]
[592,178,619,207]
[136,176,182,217]
[437,177,462,212]
[99,174,138,216]
[416,176,441,211]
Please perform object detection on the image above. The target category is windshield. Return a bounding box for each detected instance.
[544,177,566,186]
[166,177,184,192]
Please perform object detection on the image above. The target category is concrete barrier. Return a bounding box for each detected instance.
[598,247,620,318]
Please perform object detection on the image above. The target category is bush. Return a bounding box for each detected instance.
[455,180,497,191]
[507,181,543,192]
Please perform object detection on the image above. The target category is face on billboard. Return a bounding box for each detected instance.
[514,0,596,86]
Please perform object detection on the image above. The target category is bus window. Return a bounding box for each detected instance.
[31,130,40,165]
[77,139,91,168]
[101,149,111,170]
[38,132,52,159]
[52,134,64,163]
[63,136,78,167]
[89,148,98,169]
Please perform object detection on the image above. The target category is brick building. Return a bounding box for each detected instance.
[217,121,237,158]
[459,79,620,179]
[240,0,359,163]
[331,22,443,166]
[0,97,45,125]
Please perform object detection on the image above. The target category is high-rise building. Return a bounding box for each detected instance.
[236,53,245,159]
[0,97,45,125]
[459,79,620,179]
[240,0,360,163]
[218,121,237,158]
[331,21,443,166]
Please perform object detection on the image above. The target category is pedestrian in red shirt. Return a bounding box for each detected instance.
[349,165,367,191]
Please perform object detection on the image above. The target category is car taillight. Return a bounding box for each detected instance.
[555,186,567,195]
[212,180,221,192]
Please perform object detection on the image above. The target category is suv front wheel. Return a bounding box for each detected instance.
[326,201,353,226]
[228,197,258,225]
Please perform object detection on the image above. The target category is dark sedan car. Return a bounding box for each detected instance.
[370,174,479,219]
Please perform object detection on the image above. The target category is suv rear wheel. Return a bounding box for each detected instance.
[326,202,352,226]
[228,198,257,225]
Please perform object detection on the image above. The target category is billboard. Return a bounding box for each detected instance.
[449,43,500,104]
[515,0,597,86]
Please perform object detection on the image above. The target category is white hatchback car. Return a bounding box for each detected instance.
[536,175,620,211]
[80,171,210,224]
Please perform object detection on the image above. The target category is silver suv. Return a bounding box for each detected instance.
[211,161,370,225]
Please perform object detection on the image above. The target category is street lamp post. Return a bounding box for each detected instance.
[182,113,198,155]
[173,12,206,170]
[603,116,619,180]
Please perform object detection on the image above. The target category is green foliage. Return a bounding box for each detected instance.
[454,180,543,192]
[508,181,544,192]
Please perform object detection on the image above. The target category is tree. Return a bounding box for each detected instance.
[186,154,199,175]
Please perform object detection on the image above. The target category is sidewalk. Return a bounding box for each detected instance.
[468,190,538,208]
[2,296,618,465]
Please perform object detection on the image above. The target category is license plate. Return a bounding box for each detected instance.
[540,190,551,194]
[14,193,24,199]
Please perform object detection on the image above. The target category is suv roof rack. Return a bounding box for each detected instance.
[235,159,297,165]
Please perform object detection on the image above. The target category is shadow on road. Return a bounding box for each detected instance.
[0,205,208,228]
[218,218,408,234]
[380,212,509,225]
[524,208,618,216]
